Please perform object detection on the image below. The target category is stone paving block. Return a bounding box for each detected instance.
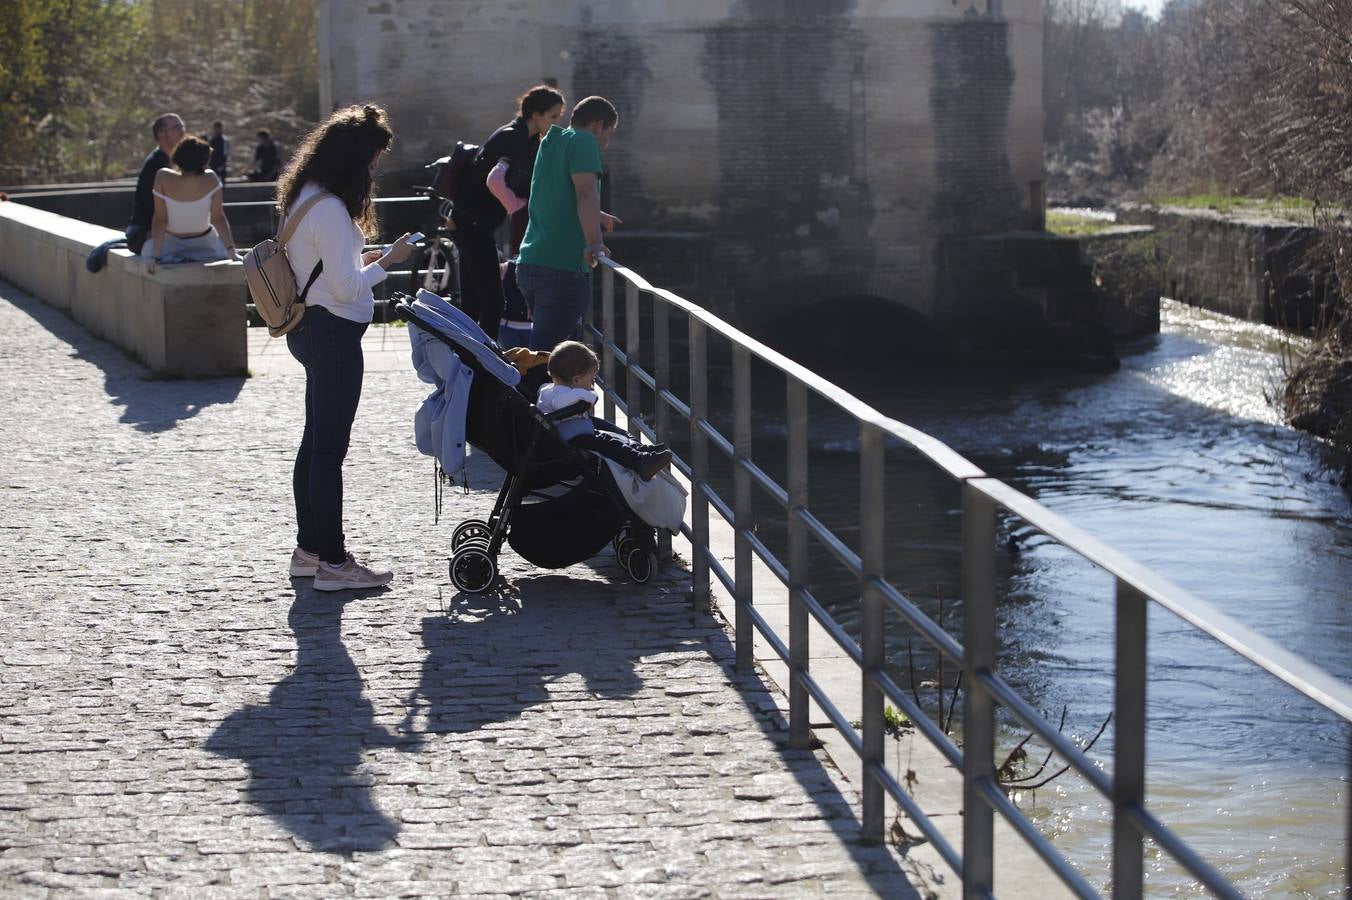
[0,281,922,898]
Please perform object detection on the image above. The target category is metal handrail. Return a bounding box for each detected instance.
[587,253,1352,898]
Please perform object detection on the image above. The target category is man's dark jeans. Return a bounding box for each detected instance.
[516,263,591,351]
[286,305,368,565]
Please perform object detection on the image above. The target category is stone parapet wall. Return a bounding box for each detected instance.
[0,202,247,377]
[8,181,280,248]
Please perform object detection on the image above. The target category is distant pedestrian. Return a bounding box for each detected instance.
[277,103,416,591]
[450,84,565,336]
[247,129,281,182]
[517,96,622,351]
[208,121,230,180]
[126,112,185,255]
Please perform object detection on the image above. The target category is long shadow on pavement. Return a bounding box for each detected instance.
[205,590,402,853]
[1,282,243,432]
[400,572,922,895]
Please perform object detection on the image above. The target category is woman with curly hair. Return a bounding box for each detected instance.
[278,103,416,591]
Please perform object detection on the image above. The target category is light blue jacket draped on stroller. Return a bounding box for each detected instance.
[409,289,520,473]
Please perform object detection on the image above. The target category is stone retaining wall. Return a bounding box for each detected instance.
[1075,225,1162,338]
[1116,202,1327,328]
[0,201,247,377]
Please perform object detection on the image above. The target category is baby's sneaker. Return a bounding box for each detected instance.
[313,553,394,592]
[637,448,672,481]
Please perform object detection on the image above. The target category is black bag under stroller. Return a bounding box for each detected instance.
[395,293,659,594]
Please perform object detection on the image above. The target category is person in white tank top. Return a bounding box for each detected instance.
[146,135,237,273]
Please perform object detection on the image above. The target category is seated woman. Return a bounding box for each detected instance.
[146,135,237,272]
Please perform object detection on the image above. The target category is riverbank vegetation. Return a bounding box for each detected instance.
[0,0,318,186]
[1048,0,1352,483]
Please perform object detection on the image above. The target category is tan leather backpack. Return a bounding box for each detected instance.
[243,192,329,338]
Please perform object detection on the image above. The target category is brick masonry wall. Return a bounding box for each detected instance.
[322,0,1043,337]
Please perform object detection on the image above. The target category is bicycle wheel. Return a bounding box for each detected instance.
[422,238,457,295]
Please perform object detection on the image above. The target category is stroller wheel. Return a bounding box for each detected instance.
[625,547,658,584]
[612,525,634,559]
[452,519,491,551]
[449,546,496,593]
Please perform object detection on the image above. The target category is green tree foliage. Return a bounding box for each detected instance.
[0,0,318,186]
[0,0,148,184]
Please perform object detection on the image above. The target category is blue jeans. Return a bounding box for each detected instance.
[516,263,591,351]
[286,306,368,565]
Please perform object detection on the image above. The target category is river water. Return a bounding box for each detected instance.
[703,299,1350,895]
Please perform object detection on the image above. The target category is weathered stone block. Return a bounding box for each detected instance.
[0,202,248,377]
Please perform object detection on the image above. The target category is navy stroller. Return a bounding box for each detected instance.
[395,290,659,594]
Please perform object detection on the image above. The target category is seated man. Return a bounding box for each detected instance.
[126,112,184,255]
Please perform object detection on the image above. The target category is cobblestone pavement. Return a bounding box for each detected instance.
[0,283,921,898]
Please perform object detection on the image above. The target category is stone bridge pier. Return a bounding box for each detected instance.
[322,0,1109,364]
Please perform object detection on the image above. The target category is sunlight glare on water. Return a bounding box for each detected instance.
[783,298,1349,897]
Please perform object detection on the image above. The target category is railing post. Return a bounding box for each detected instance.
[860,422,886,843]
[1114,579,1147,899]
[787,379,811,749]
[584,263,597,335]
[625,279,641,439]
[601,265,616,423]
[653,298,672,561]
[688,319,710,611]
[1346,726,1351,900]
[961,482,996,897]
[733,344,753,671]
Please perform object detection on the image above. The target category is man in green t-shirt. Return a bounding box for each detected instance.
[518,95,621,350]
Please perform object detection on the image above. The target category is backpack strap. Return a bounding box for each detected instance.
[298,261,324,302]
[278,191,331,303]
[276,192,331,247]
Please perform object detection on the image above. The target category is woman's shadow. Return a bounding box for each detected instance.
[204,593,402,853]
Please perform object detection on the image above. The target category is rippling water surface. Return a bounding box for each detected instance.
[714,301,1349,895]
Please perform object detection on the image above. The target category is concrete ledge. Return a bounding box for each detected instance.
[0,201,247,377]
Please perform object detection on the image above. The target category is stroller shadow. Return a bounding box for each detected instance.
[204,589,402,853]
[3,284,243,432]
[399,575,689,742]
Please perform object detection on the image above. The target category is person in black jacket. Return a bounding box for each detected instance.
[208,121,230,179]
[450,84,565,336]
[126,112,185,254]
[248,129,282,181]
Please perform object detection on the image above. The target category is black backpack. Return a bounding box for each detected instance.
[428,142,479,201]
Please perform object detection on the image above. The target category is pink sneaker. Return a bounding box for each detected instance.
[313,553,394,592]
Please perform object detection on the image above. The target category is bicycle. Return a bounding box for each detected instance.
[408,189,461,298]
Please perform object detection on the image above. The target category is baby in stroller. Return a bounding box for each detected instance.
[397,289,680,594]
[536,341,673,482]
